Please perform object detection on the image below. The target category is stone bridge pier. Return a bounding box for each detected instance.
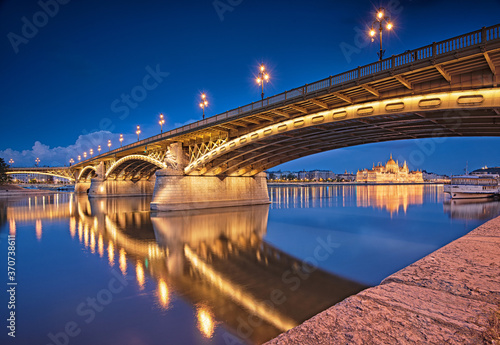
[75,142,270,211]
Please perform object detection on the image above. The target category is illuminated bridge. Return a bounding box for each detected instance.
[7,24,500,210]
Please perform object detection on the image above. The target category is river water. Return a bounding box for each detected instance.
[0,184,499,345]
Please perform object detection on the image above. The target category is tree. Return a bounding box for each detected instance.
[0,158,11,184]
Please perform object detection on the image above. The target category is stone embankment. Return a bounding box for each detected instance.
[266,216,500,345]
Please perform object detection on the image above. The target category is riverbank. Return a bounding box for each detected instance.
[0,184,68,197]
[265,216,500,344]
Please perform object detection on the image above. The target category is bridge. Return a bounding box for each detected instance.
[7,24,500,210]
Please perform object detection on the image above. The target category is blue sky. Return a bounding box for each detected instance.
[0,0,499,174]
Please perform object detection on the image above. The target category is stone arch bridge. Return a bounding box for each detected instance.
[8,24,500,210]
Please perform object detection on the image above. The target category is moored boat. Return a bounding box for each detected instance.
[444,174,499,199]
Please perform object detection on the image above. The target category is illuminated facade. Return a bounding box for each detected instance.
[356,154,423,183]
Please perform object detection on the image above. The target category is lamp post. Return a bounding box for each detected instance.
[78,155,81,162]
[119,134,123,147]
[69,158,74,166]
[35,157,40,166]
[159,114,165,133]
[108,140,111,151]
[256,64,270,100]
[98,145,101,154]
[369,8,393,61]
[90,149,94,157]
[83,152,87,159]
[199,94,208,119]
[136,126,141,141]
[8,159,14,166]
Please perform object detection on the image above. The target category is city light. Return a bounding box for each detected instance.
[90,148,94,157]
[159,113,165,133]
[119,134,124,147]
[199,93,208,119]
[83,152,87,159]
[78,155,81,162]
[136,126,141,141]
[369,7,394,60]
[35,157,40,166]
[256,64,270,100]
[98,145,101,154]
[108,139,112,151]
[8,159,14,165]
[69,158,74,166]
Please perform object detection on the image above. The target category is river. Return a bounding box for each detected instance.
[0,184,499,344]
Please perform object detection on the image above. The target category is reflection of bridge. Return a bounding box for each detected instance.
[8,25,500,210]
[65,196,366,344]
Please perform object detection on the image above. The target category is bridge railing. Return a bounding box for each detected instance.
[77,24,500,166]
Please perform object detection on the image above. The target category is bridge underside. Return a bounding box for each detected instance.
[191,107,500,177]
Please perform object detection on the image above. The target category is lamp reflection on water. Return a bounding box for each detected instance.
[90,232,96,254]
[78,220,83,242]
[69,217,76,238]
[136,261,145,290]
[36,219,42,241]
[196,305,216,339]
[98,234,104,257]
[9,219,16,236]
[84,224,89,248]
[108,241,115,267]
[119,248,127,275]
[157,279,170,309]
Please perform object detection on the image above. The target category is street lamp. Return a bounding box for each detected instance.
[119,134,124,147]
[108,140,111,151]
[199,93,208,119]
[8,159,14,165]
[136,126,141,141]
[35,157,40,166]
[83,152,87,159]
[98,145,101,154]
[90,148,94,157]
[159,113,165,133]
[256,64,270,100]
[369,7,393,61]
[78,155,81,162]
[69,158,74,166]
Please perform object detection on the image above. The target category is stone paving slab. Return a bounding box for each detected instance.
[265,216,500,345]
[383,237,500,305]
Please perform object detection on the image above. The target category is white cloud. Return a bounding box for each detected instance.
[0,131,136,167]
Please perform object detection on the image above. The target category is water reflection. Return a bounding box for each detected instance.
[444,198,500,220]
[269,184,442,214]
[356,185,424,215]
[4,186,496,344]
[62,196,366,344]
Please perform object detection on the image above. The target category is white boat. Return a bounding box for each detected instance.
[444,174,499,199]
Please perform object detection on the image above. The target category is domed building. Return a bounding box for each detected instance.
[356,154,424,183]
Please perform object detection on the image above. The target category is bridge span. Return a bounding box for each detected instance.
[7,24,500,210]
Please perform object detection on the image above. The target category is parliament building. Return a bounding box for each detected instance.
[356,154,424,183]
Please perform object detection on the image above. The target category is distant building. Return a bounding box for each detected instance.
[337,171,356,182]
[422,172,449,182]
[356,154,423,183]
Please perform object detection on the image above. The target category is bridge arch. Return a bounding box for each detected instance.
[77,166,97,181]
[105,155,167,180]
[6,171,75,182]
[184,88,500,176]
